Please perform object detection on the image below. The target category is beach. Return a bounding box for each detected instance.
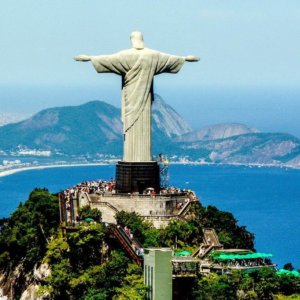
[0,163,109,178]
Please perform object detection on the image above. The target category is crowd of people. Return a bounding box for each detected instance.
[60,179,116,223]
[62,178,116,200]
[159,186,185,194]
[61,178,196,198]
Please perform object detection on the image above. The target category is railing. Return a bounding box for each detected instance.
[142,214,188,221]
[92,201,119,213]
[108,224,143,266]
[92,199,190,219]
[76,191,92,207]
[172,258,200,277]
[89,192,188,200]
[192,229,224,258]
[178,201,191,216]
[209,261,277,271]
[194,244,215,258]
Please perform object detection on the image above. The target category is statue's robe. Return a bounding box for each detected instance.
[91,48,185,162]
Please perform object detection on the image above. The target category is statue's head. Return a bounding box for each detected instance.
[130,31,144,50]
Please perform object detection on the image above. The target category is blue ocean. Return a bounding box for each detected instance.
[0,164,299,269]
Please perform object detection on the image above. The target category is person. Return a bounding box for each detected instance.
[75,32,199,162]
[124,226,129,235]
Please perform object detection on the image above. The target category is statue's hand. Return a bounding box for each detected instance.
[74,55,91,62]
[185,55,200,62]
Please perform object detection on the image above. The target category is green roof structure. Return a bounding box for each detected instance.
[211,251,273,261]
[174,251,192,257]
[276,269,300,277]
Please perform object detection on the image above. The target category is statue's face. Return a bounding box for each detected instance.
[130,31,144,50]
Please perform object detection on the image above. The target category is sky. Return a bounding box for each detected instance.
[1,1,300,136]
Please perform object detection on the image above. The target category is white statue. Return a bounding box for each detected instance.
[75,32,199,162]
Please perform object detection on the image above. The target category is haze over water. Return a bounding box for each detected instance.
[0,164,299,269]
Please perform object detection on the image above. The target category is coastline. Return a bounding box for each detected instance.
[0,162,109,178]
[0,161,299,179]
[1,160,300,271]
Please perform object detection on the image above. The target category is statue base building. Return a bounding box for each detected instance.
[115,161,160,194]
[58,158,198,228]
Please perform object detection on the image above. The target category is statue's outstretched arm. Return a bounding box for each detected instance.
[184,55,200,62]
[74,55,93,62]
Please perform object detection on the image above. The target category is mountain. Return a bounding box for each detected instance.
[0,95,191,156]
[0,101,123,155]
[152,94,192,138]
[176,132,300,166]
[176,123,259,142]
[151,94,192,151]
[0,96,300,168]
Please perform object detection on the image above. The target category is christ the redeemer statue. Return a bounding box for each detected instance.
[75,32,199,162]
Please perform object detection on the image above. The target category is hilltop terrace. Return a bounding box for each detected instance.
[61,178,196,196]
[59,179,198,228]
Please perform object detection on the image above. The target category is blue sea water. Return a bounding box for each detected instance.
[0,164,299,269]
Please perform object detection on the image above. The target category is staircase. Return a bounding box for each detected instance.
[193,228,223,258]
[178,201,191,216]
[108,224,143,266]
[203,228,222,246]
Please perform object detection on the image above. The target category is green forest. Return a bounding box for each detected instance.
[0,189,299,299]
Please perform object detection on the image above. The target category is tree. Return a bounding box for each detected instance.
[115,263,147,300]
[115,211,158,246]
[283,263,295,271]
[160,219,200,249]
[193,273,237,300]
[79,205,102,222]
[0,188,59,271]
[250,267,279,300]
[189,204,255,250]
[67,223,106,269]
[0,189,59,298]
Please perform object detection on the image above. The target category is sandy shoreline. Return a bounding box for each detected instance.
[0,161,298,178]
[0,163,109,178]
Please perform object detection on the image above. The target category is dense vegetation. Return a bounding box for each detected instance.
[41,225,147,299]
[0,189,299,299]
[0,188,59,296]
[193,268,300,300]
[115,204,254,251]
[0,188,59,269]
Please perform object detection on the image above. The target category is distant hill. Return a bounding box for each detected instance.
[0,95,300,167]
[0,95,191,156]
[0,100,123,155]
[175,132,300,166]
[176,123,259,142]
[152,94,192,138]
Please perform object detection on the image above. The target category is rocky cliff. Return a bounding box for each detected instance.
[152,94,192,138]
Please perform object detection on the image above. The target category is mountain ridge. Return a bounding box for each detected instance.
[0,96,299,168]
[176,123,259,142]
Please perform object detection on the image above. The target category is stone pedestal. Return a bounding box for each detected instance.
[116,161,160,194]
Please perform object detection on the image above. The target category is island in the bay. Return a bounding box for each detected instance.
[0,32,299,300]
